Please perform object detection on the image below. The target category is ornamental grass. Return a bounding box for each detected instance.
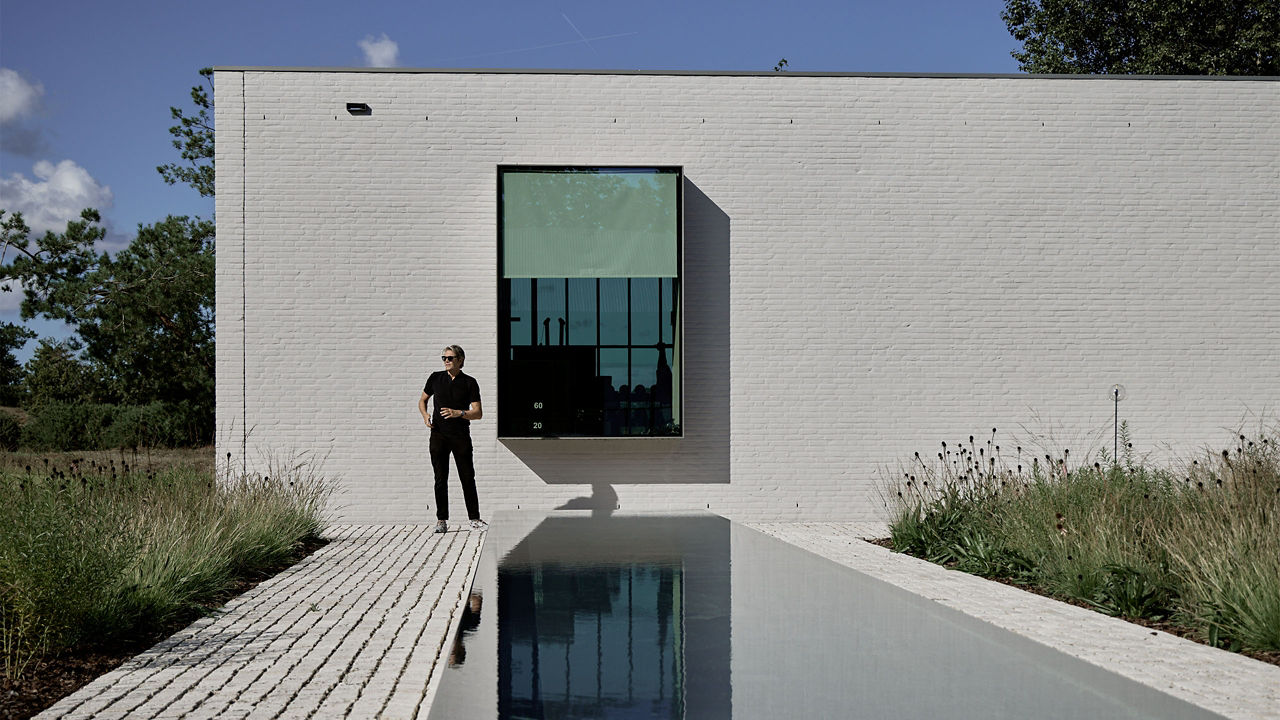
[0,451,332,680]
[885,423,1280,655]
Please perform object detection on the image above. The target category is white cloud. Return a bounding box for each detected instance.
[0,160,113,236]
[0,280,24,313]
[0,68,43,124]
[359,33,399,67]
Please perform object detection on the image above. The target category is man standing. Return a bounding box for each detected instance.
[418,344,486,532]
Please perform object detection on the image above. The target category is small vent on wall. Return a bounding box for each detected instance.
[346,102,372,115]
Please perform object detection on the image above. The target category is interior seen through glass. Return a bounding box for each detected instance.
[504,277,677,436]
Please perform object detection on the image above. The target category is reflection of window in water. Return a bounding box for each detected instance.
[498,167,682,437]
[499,564,683,719]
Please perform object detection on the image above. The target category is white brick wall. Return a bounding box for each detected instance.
[215,69,1280,524]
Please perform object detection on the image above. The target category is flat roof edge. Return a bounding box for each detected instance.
[210,66,1279,81]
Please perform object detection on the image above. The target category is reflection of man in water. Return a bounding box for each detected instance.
[449,592,483,666]
[418,345,486,533]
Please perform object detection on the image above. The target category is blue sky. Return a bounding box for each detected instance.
[0,0,1019,361]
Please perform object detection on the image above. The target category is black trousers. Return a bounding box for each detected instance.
[430,431,479,521]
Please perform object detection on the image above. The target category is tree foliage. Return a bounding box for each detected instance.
[1003,0,1280,75]
[158,67,215,198]
[0,210,214,415]
[0,68,218,448]
[0,321,35,406]
[21,339,96,406]
[1,212,41,406]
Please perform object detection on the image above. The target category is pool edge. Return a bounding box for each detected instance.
[739,520,1280,720]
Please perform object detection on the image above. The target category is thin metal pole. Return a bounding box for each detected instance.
[1114,388,1119,464]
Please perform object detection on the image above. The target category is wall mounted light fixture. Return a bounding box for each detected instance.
[346,102,371,115]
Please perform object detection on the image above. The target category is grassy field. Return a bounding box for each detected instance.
[0,446,214,475]
[0,447,332,682]
[884,424,1280,658]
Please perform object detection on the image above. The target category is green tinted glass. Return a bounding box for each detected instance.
[503,171,678,279]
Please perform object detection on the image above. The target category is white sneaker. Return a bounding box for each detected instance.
[469,519,488,531]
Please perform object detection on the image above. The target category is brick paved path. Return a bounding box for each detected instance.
[34,519,1280,720]
[37,525,484,720]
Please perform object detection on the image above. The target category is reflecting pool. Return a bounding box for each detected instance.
[427,513,1223,720]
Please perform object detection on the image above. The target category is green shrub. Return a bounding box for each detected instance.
[17,401,212,451]
[161,399,214,447]
[0,412,20,451]
[21,402,115,451]
[103,403,176,449]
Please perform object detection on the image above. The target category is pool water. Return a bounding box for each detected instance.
[427,513,1223,720]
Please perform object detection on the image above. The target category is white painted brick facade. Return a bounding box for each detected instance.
[215,69,1280,524]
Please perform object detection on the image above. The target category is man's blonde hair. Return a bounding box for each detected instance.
[443,345,465,367]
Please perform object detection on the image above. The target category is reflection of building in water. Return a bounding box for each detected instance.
[494,516,730,720]
[499,564,682,719]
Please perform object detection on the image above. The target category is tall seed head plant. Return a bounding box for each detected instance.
[0,450,333,681]
[884,422,1280,655]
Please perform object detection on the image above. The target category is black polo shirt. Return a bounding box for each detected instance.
[424,370,482,436]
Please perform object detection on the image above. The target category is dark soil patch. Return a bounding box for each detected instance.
[0,536,328,720]
[864,537,1280,669]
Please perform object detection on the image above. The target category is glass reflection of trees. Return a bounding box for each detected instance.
[513,170,673,236]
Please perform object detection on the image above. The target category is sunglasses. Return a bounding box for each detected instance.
[442,355,458,362]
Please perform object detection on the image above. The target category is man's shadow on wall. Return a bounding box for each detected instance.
[501,179,731,486]
[555,483,619,516]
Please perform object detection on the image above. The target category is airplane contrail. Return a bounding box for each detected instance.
[434,32,637,64]
[561,13,597,56]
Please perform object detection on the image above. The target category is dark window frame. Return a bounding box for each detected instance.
[497,165,684,439]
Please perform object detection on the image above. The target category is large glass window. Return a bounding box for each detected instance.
[499,167,682,437]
